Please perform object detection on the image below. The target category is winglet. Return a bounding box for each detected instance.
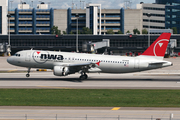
[140,33,171,59]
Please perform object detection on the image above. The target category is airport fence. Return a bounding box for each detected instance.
[0,114,179,120]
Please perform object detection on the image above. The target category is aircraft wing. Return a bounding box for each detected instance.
[68,62,102,73]
[54,61,100,67]
[53,62,100,72]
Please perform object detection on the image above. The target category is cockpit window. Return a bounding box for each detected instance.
[15,54,20,57]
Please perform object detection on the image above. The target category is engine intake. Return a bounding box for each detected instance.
[53,66,69,76]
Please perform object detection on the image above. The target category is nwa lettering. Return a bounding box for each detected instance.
[40,54,64,61]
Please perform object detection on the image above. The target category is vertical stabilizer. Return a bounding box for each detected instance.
[140,33,171,59]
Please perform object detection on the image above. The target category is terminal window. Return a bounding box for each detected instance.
[0,6,2,34]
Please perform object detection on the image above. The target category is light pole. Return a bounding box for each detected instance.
[21,0,24,9]
[147,13,151,47]
[7,14,11,56]
[31,1,33,8]
[75,14,79,52]
[81,1,85,9]
[48,2,51,9]
[10,1,13,10]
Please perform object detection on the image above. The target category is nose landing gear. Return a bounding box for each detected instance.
[26,68,31,77]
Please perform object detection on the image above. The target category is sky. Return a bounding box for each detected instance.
[10,0,155,10]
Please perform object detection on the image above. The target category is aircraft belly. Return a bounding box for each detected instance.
[32,62,53,69]
[99,63,135,73]
[20,61,53,69]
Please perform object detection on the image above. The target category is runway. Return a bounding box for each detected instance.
[0,72,180,89]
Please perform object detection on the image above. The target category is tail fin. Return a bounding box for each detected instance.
[140,33,171,59]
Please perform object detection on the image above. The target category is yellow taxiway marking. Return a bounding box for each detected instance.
[37,69,47,71]
[7,69,18,72]
[111,107,121,110]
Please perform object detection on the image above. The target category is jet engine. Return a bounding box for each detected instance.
[53,66,69,76]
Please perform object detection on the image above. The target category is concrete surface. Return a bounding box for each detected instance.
[0,72,180,89]
[0,107,180,120]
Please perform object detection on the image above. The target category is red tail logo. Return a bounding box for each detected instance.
[141,33,171,57]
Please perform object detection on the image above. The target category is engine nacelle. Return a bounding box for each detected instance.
[53,66,69,76]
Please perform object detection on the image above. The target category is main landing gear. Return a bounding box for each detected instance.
[26,68,31,77]
[79,72,88,80]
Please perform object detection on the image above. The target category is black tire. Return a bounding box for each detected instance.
[84,74,88,79]
[26,74,30,77]
[79,74,88,80]
[79,75,85,80]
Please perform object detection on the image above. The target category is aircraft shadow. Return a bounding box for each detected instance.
[0,77,180,82]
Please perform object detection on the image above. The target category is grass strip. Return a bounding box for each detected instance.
[0,89,180,107]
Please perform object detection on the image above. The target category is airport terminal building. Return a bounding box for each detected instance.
[8,3,54,34]
[1,0,180,35]
[0,34,180,55]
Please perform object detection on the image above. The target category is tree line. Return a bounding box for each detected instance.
[51,26,123,35]
[51,26,178,35]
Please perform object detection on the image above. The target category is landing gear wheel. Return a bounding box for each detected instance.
[80,75,85,80]
[79,74,88,80]
[84,74,88,79]
[26,68,31,78]
[26,74,30,77]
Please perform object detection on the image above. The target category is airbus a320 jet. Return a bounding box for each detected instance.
[7,33,172,80]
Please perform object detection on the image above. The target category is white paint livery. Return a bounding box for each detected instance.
[7,33,172,80]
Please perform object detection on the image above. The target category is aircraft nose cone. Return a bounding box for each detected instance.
[7,57,13,64]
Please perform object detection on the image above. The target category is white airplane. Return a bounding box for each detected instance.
[7,33,172,80]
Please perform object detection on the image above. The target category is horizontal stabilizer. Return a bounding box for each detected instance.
[149,61,167,65]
